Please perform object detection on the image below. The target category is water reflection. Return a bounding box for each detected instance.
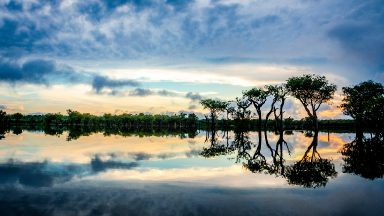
[285,131,337,188]
[341,134,384,180]
[0,160,76,188]
[0,127,5,140]
[0,127,384,215]
[0,126,382,188]
[0,155,140,188]
[202,128,338,188]
[2,125,199,141]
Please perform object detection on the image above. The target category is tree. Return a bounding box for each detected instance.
[340,80,384,136]
[200,99,228,129]
[243,87,268,129]
[12,113,23,124]
[0,110,6,122]
[286,74,336,131]
[233,97,251,120]
[265,84,288,131]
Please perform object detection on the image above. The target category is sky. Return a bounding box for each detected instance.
[0,0,383,119]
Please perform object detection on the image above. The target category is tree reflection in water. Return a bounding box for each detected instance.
[201,129,235,158]
[341,134,384,180]
[285,131,337,188]
[201,128,338,188]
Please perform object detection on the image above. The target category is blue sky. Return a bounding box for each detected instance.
[0,0,383,118]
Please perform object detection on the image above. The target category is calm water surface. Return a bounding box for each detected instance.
[0,129,383,215]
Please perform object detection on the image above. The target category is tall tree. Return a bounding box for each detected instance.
[233,97,251,120]
[265,84,288,131]
[200,99,228,129]
[340,80,384,137]
[243,87,268,129]
[286,74,336,131]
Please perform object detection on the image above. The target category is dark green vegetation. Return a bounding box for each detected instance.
[340,80,384,137]
[0,110,198,128]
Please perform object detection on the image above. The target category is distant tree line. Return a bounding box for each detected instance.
[0,109,198,130]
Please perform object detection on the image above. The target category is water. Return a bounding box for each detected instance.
[0,129,383,215]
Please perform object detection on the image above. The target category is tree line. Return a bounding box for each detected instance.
[0,109,198,129]
[200,74,384,134]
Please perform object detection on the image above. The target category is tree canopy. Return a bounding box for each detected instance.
[286,74,336,130]
[243,87,269,111]
[200,99,228,120]
[340,80,384,121]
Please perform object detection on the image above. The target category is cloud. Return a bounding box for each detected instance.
[0,58,95,86]
[0,160,76,188]
[129,152,152,161]
[90,155,139,172]
[188,104,197,110]
[185,92,203,101]
[328,22,384,65]
[92,75,140,93]
[185,92,204,110]
[0,59,55,84]
[127,88,179,97]
[0,0,381,80]
[0,105,6,110]
[0,157,140,188]
[0,0,382,115]
[128,88,154,96]
[0,58,144,93]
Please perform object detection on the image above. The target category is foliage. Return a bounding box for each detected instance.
[340,80,384,119]
[340,80,384,133]
[200,99,229,126]
[286,74,336,131]
[200,99,228,115]
[286,74,336,118]
[233,97,251,120]
[11,113,24,122]
[243,87,268,112]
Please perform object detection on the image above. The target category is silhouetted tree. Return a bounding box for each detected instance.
[243,87,268,150]
[243,87,268,129]
[265,84,288,131]
[232,97,251,122]
[286,74,336,131]
[200,99,228,129]
[340,80,384,136]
